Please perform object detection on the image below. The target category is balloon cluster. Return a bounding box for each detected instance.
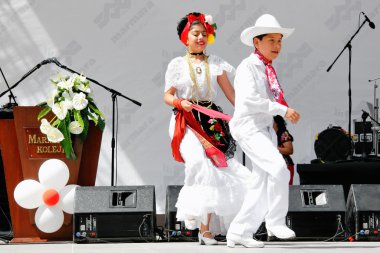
[14,159,78,233]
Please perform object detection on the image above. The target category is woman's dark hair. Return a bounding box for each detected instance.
[274,115,287,134]
[177,12,204,39]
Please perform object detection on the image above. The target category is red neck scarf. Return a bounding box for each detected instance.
[254,49,288,107]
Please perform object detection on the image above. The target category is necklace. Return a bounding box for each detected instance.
[186,53,212,103]
[189,52,204,56]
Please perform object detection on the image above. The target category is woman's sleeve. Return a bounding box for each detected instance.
[211,55,236,77]
[164,57,183,92]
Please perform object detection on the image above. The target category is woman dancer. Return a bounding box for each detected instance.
[164,12,250,245]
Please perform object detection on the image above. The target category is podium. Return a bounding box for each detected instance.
[0,106,102,242]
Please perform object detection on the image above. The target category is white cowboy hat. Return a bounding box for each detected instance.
[240,14,294,47]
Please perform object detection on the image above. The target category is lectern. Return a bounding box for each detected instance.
[0,106,102,242]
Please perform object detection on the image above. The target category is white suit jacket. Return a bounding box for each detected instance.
[229,53,288,141]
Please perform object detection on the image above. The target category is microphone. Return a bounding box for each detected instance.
[362,12,375,29]
[40,58,52,65]
[369,77,380,82]
[50,57,62,67]
[362,109,369,120]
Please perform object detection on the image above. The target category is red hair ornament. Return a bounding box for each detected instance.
[180,13,216,46]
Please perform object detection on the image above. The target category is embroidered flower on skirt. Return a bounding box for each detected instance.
[192,102,236,160]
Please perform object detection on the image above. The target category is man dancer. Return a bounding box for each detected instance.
[226,14,300,248]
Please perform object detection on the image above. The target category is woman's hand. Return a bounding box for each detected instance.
[181,100,193,112]
[278,141,293,155]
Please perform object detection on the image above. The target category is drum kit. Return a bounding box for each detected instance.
[314,78,380,162]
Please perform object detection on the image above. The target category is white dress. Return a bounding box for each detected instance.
[165,55,251,235]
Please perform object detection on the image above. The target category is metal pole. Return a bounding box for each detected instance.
[373,81,379,156]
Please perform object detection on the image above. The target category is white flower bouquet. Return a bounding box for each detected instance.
[37,73,105,160]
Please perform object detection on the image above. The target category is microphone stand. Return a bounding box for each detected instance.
[0,60,50,119]
[362,110,380,161]
[326,16,373,160]
[365,110,380,126]
[0,68,18,110]
[369,78,380,156]
[361,111,369,159]
[49,58,142,187]
[0,60,49,99]
[0,58,142,187]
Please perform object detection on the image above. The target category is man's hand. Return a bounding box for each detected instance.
[285,108,300,124]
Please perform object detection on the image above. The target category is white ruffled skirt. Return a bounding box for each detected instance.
[169,114,252,235]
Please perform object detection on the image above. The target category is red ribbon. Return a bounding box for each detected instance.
[171,106,227,167]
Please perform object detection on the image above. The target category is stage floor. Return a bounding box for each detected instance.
[1,241,380,253]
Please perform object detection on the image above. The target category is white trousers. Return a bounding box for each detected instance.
[228,126,290,238]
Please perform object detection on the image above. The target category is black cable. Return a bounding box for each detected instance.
[323,215,347,242]
[138,214,152,243]
[155,226,167,241]
[163,227,198,242]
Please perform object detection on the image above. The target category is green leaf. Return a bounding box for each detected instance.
[59,117,76,160]
[88,112,98,125]
[88,102,105,119]
[36,101,48,107]
[74,110,84,128]
[98,118,105,131]
[37,106,52,120]
[51,119,61,127]
[79,110,89,141]
[50,79,58,85]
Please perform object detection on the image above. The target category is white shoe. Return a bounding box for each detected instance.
[226,234,264,248]
[267,225,296,239]
[198,231,218,245]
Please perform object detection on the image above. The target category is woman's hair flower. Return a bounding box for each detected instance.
[205,15,214,25]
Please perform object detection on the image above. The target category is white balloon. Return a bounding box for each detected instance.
[14,180,44,209]
[35,205,64,233]
[39,159,69,190]
[60,185,78,214]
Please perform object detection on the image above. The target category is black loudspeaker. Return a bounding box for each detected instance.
[346,184,380,240]
[165,185,198,241]
[285,185,346,240]
[354,121,374,155]
[73,186,156,242]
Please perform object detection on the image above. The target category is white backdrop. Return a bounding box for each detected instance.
[1,0,380,213]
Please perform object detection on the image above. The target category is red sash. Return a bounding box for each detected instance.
[171,100,228,168]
